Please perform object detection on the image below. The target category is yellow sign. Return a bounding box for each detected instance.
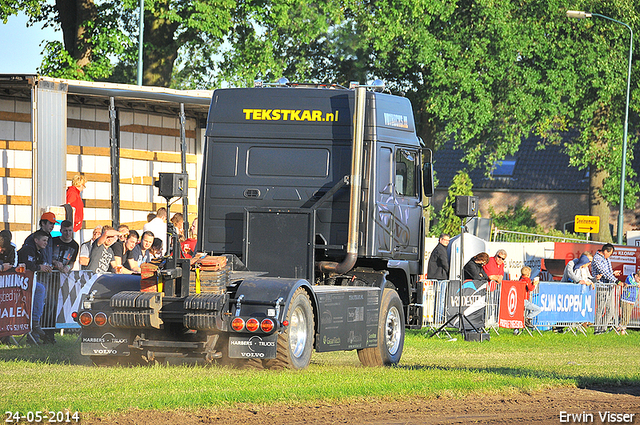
[574,215,600,233]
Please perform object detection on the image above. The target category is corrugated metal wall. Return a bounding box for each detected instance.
[0,77,209,248]
[34,79,67,226]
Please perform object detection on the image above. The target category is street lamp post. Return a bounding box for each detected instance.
[566,10,633,245]
[137,0,144,86]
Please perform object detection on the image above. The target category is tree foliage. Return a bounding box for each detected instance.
[213,0,639,239]
[433,171,473,237]
[4,0,639,239]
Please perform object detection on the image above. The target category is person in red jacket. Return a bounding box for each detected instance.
[66,174,86,232]
[514,266,543,335]
[181,217,198,258]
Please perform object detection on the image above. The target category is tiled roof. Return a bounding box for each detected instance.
[433,133,639,192]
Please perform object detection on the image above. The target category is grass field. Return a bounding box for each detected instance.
[1,328,639,415]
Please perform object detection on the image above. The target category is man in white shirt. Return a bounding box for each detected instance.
[143,207,167,255]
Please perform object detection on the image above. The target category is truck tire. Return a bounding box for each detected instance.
[357,288,404,367]
[264,288,314,370]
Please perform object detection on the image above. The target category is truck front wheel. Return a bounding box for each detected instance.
[357,288,404,366]
[264,288,314,370]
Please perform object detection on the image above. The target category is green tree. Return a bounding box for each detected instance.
[214,0,346,86]
[434,171,473,237]
[363,0,638,242]
[295,0,638,242]
[4,0,639,243]
[2,0,235,85]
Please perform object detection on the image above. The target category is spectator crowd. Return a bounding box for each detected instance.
[426,237,638,336]
[0,187,198,344]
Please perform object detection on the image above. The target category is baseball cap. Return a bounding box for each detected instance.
[41,212,56,223]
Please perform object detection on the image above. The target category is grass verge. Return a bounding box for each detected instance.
[1,328,638,415]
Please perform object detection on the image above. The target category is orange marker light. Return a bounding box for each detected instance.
[261,318,274,333]
[246,318,259,332]
[231,317,245,331]
[79,312,93,326]
[94,312,108,326]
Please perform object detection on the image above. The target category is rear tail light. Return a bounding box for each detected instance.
[261,318,274,333]
[231,317,245,331]
[246,318,259,332]
[94,312,108,326]
[79,312,93,326]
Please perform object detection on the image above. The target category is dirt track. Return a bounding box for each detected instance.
[85,386,640,424]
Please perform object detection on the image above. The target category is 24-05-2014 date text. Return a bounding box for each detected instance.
[4,411,80,423]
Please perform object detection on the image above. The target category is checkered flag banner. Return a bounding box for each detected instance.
[56,271,100,327]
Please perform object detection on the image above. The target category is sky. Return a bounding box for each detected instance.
[0,12,61,74]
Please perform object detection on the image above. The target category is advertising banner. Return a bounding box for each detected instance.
[498,280,525,329]
[533,282,595,325]
[0,270,35,337]
[446,280,486,330]
[554,242,640,282]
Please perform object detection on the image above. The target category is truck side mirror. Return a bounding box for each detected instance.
[422,162,434,198]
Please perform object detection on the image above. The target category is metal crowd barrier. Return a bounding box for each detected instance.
[422,280,448,329]
[528,282,590,335]
[34,272,640,336]
[36,271,61,331]
[624,299,640,329]
[35,270,100,331]
[485,283,501,333]
[593,283,621,334]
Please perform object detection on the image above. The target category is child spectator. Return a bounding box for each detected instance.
[618,272,639,335]
[181,217,197,258]
[150,238,163,258]
[514,266,543,335]
[66,174,86,232]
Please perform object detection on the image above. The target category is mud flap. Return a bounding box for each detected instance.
[81,328,132,356]
[228,334,278,359]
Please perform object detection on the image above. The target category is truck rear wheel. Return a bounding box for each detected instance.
[357,288,404,366]
[264,288,314,370]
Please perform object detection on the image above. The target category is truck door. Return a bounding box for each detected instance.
[374,146,394,255]
[392,148,421,260]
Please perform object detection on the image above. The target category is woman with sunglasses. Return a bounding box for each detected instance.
[484,249,507,290]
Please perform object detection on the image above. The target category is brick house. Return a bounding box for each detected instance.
[431,135,640,236]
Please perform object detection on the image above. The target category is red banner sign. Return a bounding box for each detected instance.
[554,242,640,282]
[498,280,525,329]
[0,271,35,337]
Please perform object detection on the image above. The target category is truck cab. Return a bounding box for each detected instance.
[199,84,431,327]
[77,83,433,369]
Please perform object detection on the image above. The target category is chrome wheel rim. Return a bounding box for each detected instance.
[386,306,401,355]
[289,306,308,358]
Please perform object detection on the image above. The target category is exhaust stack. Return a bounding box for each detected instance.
[318,85,366,274]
